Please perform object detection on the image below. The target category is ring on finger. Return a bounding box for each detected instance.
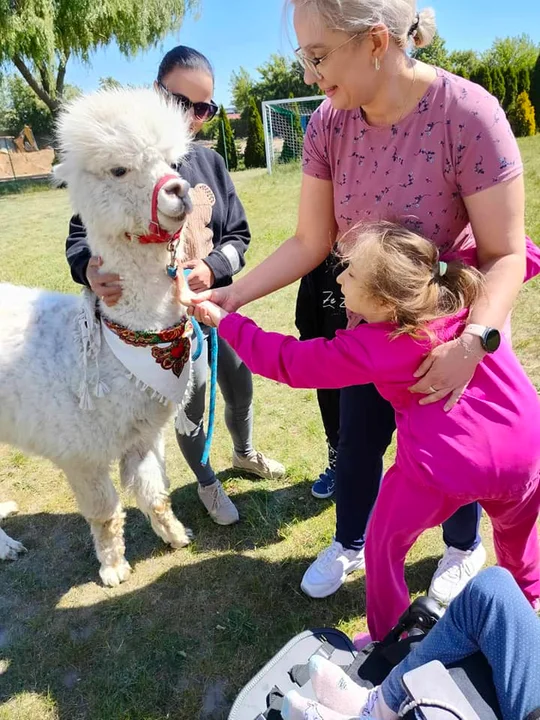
[428,385,438,394]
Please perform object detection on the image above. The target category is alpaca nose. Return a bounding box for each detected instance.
[163,177,189,199]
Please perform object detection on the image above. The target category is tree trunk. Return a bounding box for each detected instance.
[12,54,60,114]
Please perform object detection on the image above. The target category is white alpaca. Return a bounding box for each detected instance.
[0,88,197,586]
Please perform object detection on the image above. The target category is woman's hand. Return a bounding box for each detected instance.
[182,260,215,293]
[191,300,229,328]
[86,256,122,306]
[409,337,485,412]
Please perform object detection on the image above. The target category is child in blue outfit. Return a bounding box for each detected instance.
[282,567,540,720]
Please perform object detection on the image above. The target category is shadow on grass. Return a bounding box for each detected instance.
[0,508,441,720]
[171,478,331,553]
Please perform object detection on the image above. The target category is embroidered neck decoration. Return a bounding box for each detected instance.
[101,315,193,406]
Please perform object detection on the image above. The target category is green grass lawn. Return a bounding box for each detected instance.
[1,138,540,720]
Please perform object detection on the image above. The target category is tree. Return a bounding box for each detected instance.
[0,0,198,116]
[517,67,531,95]
[230,68,255,115]
[411,32,449,69]
[483,34,540,74]
[504,67,519,110]
[215,105,238,171]
[244,97,266,169]
[491,67,506,107]
[230,54,321,116]
[508,91,536,137]
[99,77,124,91]
[471,65,493,94]
[531,53,540,128]
[0,74,80,144]
[447,50,479,79]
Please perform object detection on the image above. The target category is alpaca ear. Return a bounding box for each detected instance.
[52,162,68,188]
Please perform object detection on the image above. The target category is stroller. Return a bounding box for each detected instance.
[228,596,504,720]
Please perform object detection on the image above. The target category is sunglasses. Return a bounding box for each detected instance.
[158,82,219,122]
[294,34,361,79]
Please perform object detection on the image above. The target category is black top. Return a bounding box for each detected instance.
[65,144,251,288]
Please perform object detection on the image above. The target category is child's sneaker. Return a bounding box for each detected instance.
[301,540,365,598]
[311,467,336,499]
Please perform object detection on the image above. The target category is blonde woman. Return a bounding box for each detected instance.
[195,0,540,603]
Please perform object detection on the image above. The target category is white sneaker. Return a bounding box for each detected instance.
[198,480,239,526]
[301,540,365,599]
[232,449,285,480]
[429,543,487,605]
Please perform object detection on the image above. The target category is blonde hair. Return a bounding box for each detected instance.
[289,0,437,49]
[339,222,485,338]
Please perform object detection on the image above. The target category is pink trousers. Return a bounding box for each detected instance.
[364,464,540,640]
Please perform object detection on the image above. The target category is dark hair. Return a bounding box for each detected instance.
[157,45,215,84]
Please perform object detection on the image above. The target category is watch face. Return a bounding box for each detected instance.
[483,328,501,353]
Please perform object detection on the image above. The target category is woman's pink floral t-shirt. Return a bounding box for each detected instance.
[302,68,524,260]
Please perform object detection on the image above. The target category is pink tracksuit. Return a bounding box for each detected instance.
[219,309,540,639]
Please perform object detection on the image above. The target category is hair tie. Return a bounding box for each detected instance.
[408,13,420,37]
[439,261,448,277]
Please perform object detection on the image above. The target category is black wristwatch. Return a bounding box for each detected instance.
[463,324,501,353]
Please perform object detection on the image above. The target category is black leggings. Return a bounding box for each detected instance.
[335,383,482,552]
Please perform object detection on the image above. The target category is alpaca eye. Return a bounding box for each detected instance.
[110,167,128,178]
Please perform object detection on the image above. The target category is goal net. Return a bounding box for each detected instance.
[262,95,324,174]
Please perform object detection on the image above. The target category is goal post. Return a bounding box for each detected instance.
[262,95,325,174]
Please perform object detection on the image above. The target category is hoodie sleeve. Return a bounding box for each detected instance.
[202,152,250,286]
[65,215,92,287]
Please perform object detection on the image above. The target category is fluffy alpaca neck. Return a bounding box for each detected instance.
[87,230,186,331]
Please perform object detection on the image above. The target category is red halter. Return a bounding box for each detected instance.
[132,173,186,245]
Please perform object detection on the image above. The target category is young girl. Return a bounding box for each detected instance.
[193,220,540,641]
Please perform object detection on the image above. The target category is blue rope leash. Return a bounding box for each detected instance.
[182,269,218,466]
[202,325,218,466]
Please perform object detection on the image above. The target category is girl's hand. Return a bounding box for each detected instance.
[409,337,485,412]
[191,284,242,313]
[192,300,229,328]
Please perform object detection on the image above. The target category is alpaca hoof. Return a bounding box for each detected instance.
[0,501,19,519]
[169,526,193,548]
[0,536,27,561]
[100,560,132,587]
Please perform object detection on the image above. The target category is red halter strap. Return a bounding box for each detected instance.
[136,173,184,245]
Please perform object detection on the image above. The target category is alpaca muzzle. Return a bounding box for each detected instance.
[136,174,191,245]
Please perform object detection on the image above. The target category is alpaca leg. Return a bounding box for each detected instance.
[0,502,26,560]
[120,435,192,549]
[63,464,131,587]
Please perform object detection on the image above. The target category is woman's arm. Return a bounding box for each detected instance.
[194,174,338,312]
[65,215,122,305]
[466,175,526,328]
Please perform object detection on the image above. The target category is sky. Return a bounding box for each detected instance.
[65,0,540,108]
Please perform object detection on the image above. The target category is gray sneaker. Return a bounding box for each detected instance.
[232,449,285,480]
[198,480,239,525]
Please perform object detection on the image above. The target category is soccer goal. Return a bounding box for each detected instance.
[262,95,325,174]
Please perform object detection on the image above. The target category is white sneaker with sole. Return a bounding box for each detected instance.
[428,543,487,605]
[198,480,239,526]
[232,449,285,480]
[301,540,365,599]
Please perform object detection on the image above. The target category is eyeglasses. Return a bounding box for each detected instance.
[157,82,219,122]
[294,34,361,79]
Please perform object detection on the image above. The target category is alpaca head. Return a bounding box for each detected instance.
[54,88,193,243]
